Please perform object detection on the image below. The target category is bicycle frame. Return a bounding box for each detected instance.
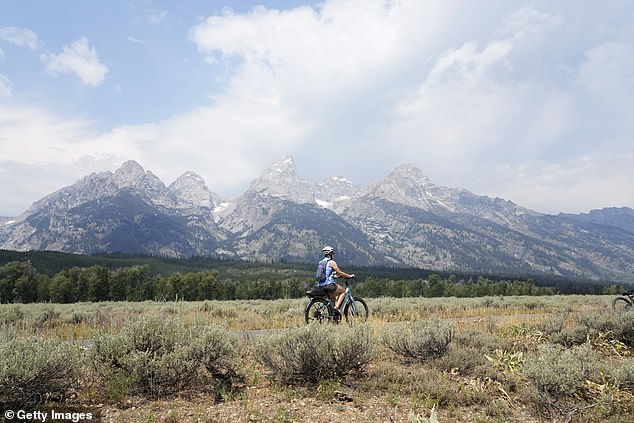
[304,278,368,323]
[341,280,358,314]
[325,279,356,313]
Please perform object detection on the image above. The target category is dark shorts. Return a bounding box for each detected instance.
[323,282,338,293]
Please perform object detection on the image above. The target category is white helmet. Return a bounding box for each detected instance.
[321,246,335,256]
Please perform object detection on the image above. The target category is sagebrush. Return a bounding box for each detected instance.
[382,319,453,361]
[0,335,83,408]
[254,324,375,383]
[91,316,240,399]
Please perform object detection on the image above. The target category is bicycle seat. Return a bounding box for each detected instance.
[306,287,326,298]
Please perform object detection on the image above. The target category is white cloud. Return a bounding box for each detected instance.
[186,0,448,183]
[0,74,11,97]
[390,11,567,168]
[578,41,634,107]
[496,5,561,43]
[41,37,108,86]
[0,26,39,50]
[189,1,438,111]
[0,102,131,214]
[1,0,633,216]
[127,36,146,44]
[483,153,634,214]
[148,9,168,25]
[0,103,121,164]
[186,1,576,188]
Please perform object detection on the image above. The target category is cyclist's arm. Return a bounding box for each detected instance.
[330,260,354,279]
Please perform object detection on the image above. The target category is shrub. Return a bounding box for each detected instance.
[382,319,453,361]
[578,311,634,348]
[91,316,239,400]
[607,358,634,390]
[538,311,569,335]
[548,324,590,347]
[188,325,241,389]
[34,307,61,329]
[523,343,599,398]
[453,328,513,353]
[433,345,487,375]
[0,305,25,325]
[254,324,374,383]
[0,336,83,408]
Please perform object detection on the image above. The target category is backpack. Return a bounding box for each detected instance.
[315,258,331,283]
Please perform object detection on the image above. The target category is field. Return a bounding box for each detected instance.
[2,295,634,422]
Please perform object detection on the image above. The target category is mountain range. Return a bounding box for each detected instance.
[2,156,634,282]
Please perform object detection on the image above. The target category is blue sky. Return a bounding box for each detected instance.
[1,0,633,216]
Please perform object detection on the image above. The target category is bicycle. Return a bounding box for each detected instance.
[304,278,369,324]
[612,290,634,313]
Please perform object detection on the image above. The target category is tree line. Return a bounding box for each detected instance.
[0,261,312,303]
[2,249,629,296]
[4,259,625,304]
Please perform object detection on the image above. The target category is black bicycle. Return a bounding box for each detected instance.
[304,278,369,324]
[612,290,634,313]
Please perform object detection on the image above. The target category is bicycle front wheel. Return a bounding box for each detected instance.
[343,297,369,324]
[612,296,633,314]
[305,298,332,324]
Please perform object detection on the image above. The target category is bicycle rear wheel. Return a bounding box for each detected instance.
[343,297,368,324]
[612,296,633,314]
[305,298,332,324]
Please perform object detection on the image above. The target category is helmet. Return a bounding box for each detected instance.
[321,246,335,256]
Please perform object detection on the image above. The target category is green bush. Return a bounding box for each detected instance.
[382,319,453,361]
[523,343,599,398]
[91,316,239,399]
[0,336,83,408]
[254,324,375,383]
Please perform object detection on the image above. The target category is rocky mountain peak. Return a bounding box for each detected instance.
[369,163,435,208]
[113,160,147,188]
[273,155,295,171]
[255,155,300,182]
[314,175,364,210]
[2,157,634,282]
[172,171,206,187]
[248,155,314,204]
[389,163,431,185]
[169,171,220,209]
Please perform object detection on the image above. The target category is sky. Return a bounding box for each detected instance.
[1,0,633,216]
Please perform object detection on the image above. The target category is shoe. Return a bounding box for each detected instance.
[333,308,342,321]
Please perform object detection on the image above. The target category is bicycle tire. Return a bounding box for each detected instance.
[612,296,633,314]
[305,297,332,324]
[343,297,369,323]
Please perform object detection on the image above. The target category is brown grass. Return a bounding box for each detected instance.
[2,294,633,422]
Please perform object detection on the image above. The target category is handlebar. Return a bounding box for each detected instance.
[344,275,355,287]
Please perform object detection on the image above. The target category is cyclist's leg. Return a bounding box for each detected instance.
[324,283,338,305]
[333,284,345,311]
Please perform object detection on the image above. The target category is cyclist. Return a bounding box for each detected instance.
[319,246,355,315]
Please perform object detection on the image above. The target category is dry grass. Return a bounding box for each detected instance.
[2,294,633,422]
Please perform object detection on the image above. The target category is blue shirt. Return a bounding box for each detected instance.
[325,260,336,285]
